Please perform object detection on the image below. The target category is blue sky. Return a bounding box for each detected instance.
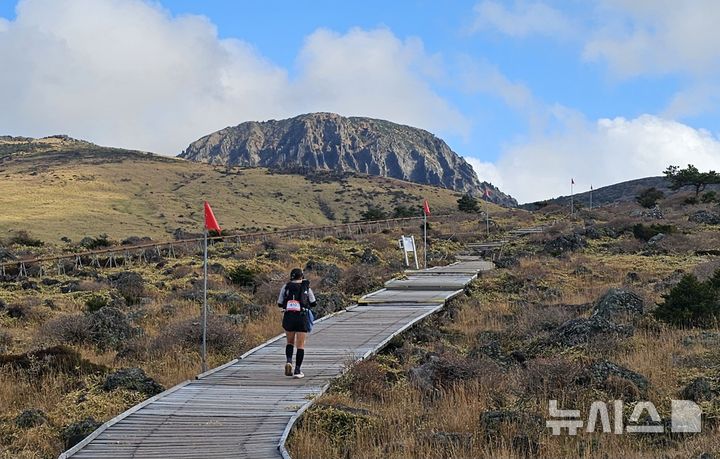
[1,0,720,202]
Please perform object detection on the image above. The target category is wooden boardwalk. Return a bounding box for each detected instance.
[59,259,493,459]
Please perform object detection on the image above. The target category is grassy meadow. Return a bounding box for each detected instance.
[0,137,472,242]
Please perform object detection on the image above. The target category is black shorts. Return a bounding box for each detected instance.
[282,311,309,333]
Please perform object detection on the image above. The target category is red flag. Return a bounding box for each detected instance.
[204,201,221,233]
[484,188,492,198]
[422,199,431,216]
[571,178,575,185]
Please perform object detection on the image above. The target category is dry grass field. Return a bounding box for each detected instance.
[0,136,478,242]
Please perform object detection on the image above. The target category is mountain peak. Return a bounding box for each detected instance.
[179,113,517,206]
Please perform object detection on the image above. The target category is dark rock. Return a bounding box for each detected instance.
[61,417,103,449]
[494,257,519,269]
[313,292,348,318]
[577,360,649,393]
[647,233,665,245]
[21,280,38,290]
[697,453,717,459]
[208,263,225,275]
[538,316,634,351]
[15,409,47,428]
[583,226,603,239]
[41,278,61,286]
[543,233,587,257]
[591,289,644,322]
[103,367,165,396]
[641,205,664,219]
[689,210,720,225]
[470,340,515,367]
[6,304,28,319]
[0,345,106,376]
[626,271,640,283]
[509,350,527,364]
[0,298,5,310]
[60,281,81,293]
[359,248,380,265]
[305,259,342,286]
[681,377,714,402]
[409,354,483,391]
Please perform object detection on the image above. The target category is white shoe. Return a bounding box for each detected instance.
[293,371,304,379]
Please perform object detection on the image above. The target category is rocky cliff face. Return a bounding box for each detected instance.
[179,113,517,206]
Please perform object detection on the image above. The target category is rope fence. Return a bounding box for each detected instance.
[0,213,477,279]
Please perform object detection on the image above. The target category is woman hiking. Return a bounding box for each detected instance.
[277,268,316,379]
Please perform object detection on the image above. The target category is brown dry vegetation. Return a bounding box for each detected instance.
[288,194,720,459]
[0,214,486,458]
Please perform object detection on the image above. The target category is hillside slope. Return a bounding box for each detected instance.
[179,112,517,207]
[522,176,720,210]
[0,136,488,242]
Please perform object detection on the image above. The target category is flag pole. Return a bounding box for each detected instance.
[485,197,489,237]
[590,186,593,210]
[423,212,427,269]
[201,228,208,373]
[570,180,574,216]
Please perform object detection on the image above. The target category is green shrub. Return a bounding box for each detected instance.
[392,205,418,218]
[85,295,109,313]
[80,234,112,250]
[632,223,675,241]
[360,206,387,221]
[635,187,665,208]
[457,193,479,213]
[701,191,717,203]
[685,196,699,205]
[654,271,720,328]
[9,231,43,247]
[227,265,257,287]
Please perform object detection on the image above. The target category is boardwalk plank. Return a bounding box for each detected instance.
[60,260,490,459]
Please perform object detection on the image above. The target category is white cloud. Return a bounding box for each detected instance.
[662,84,720,120]
[470,0,576,39]
[464,157,504,187]
[0,0,466,154]
[293,28,468,137]
[583,0,720,78]
[490,114,720,203]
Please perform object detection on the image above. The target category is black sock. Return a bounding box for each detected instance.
[285,344,293,363]
[295,349,304,370]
